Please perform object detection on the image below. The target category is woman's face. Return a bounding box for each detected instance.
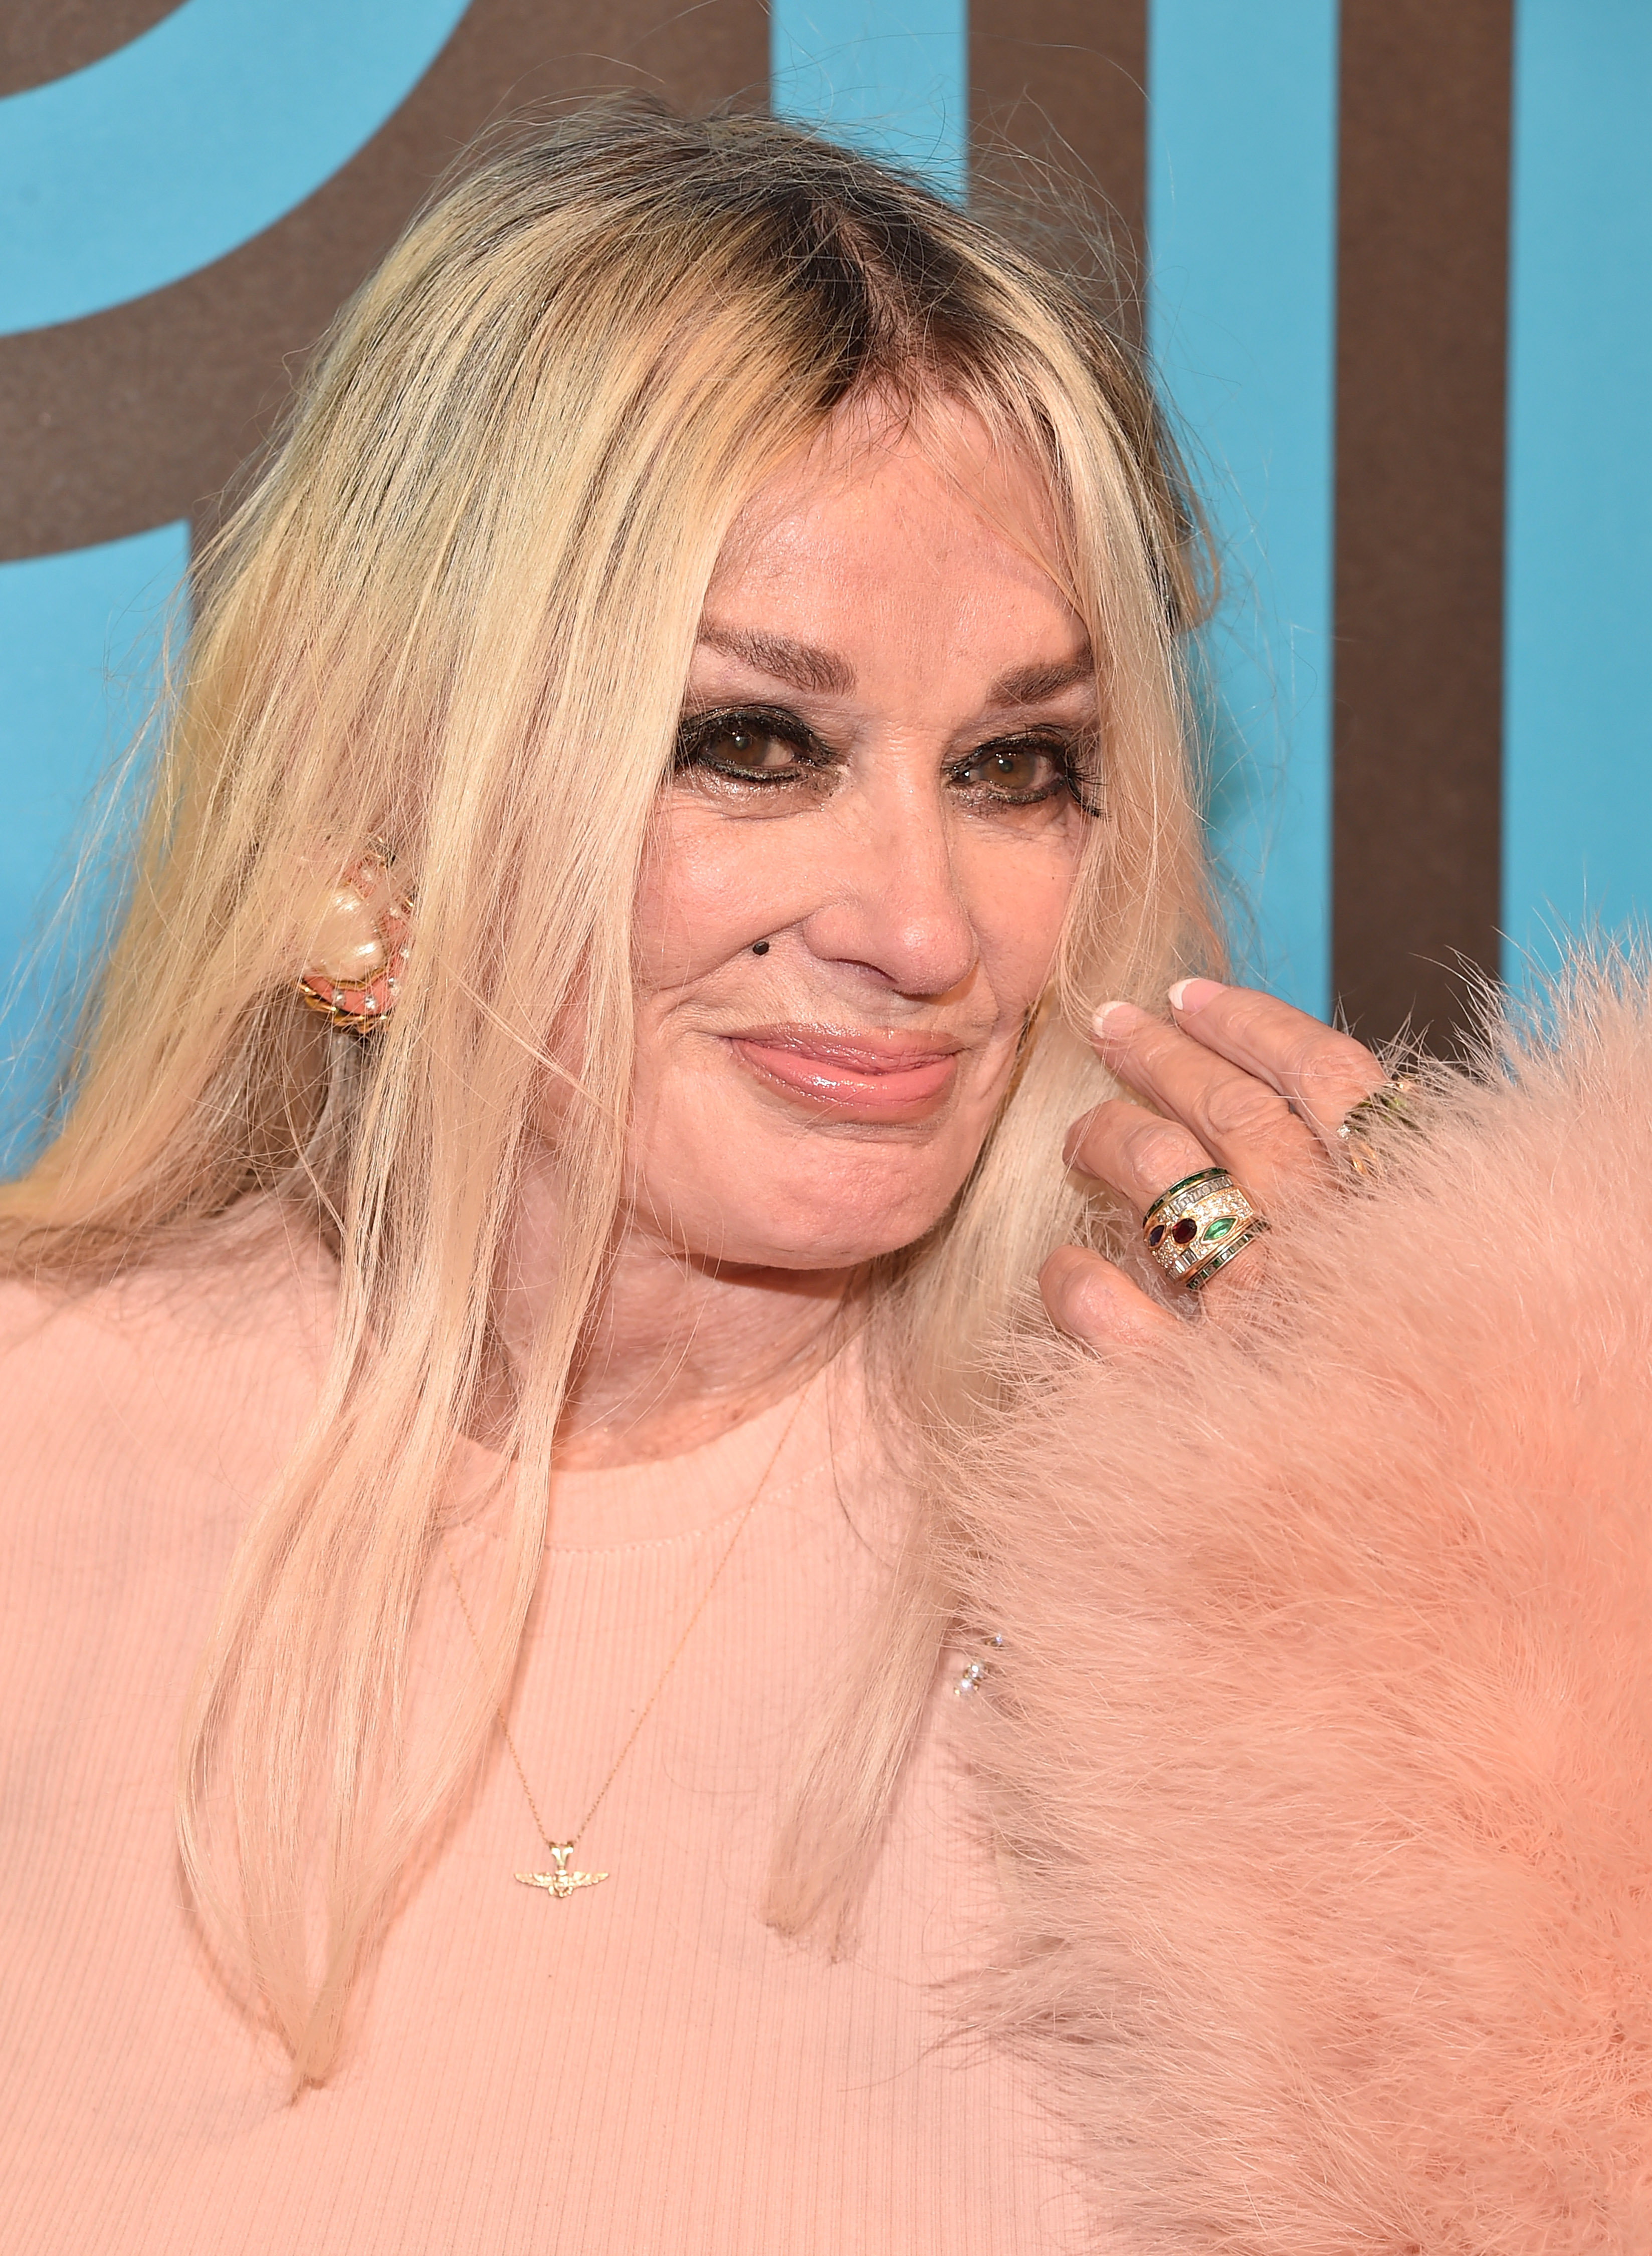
[627,402,1097,1271]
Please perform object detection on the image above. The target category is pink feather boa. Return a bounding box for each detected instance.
[956,960,1652,2251]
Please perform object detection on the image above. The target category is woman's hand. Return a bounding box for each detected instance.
[1040,976,1386,1348]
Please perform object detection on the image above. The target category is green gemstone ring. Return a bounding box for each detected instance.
[1143,1167,1269,1292]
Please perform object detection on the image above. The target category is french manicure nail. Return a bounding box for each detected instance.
[1168,976,1226,1014]
[1091,998,1141,1038]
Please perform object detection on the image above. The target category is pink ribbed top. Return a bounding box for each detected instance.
[0,1238,1090,2253]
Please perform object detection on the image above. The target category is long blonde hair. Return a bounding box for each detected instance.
[0,105,1215,2082]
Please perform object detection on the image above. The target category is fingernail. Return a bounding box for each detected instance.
[1091,998,1145,1039]
[1168,977,1226,1015]
[1061,1113,1094,1170]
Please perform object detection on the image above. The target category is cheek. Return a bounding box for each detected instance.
[962,839,1083,1021]
[633,806,806,986]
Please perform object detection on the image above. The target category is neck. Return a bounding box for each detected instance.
[496,1170,853,1469]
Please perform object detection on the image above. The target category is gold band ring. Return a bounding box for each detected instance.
[1336,1072,1420,1181]
[1142,1168,1270,1294]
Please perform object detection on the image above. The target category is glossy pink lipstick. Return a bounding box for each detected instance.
[724,1025,962,1121]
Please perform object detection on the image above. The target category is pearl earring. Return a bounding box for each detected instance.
[297,841,413,1031]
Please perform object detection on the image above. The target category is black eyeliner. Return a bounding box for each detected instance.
[948,730,1105,819]
[672,703,832,782]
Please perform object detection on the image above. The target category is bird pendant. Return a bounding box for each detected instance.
[515,1842,608,1898]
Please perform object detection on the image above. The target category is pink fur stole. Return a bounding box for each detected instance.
[959,961,1652,2251]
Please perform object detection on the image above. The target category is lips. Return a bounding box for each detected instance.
[724,1024,962,1119]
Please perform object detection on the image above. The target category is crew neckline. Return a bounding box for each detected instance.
[447,1354,870,1553]
[545,1383,831,1549]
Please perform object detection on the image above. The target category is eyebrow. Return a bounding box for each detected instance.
[695,624,856,696]
[985,652,1096,706]
[693,626,1096,708]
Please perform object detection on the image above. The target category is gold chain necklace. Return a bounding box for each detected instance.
[442,1385,810,1899]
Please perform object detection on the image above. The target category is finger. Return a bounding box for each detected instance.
[1090,1000,1319,1204]
[1062,1099,1274,1307]
[1039,1245,1180,1349]
[1064,1097,1214,1215]
[1166,978,1385,1142]
[1058,1107,1277,1315]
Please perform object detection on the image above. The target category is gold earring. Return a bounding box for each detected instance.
[296,841,412,1032]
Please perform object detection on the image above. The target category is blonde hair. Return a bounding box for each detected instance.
[0,105,1215,2082]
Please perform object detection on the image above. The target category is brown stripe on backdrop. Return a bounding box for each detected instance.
[1332,1,1513,1049]
[1,3,180,98]
[969,3,1147,338]
[0,0,768,562]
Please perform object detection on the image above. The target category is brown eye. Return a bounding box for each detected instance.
[953,747,1054,793]
[701,723,799,775]
[948,739,1077,807]
[674,705,828,789]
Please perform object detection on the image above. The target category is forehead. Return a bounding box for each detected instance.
[708,390,1070,645]
[709,393,1069,598]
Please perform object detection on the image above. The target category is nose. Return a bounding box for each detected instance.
[797,763,978,1000]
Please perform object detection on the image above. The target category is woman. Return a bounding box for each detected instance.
[2,108,1646,2254]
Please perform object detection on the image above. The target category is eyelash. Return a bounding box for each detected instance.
[673,704,1102,816]
[673,704,830,783]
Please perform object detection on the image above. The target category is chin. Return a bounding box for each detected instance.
[625,1043,1012,1270]
[645,1145,969,1272]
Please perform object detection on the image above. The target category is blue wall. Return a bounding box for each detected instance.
[0,522,188,978]
[0,525,189,1137]
[1146,1,1338,1015]
[772,2,967,197]
[1503,0,1652,982]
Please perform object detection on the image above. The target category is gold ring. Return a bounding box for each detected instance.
[1336,1073,1420,1181]
[1142,1168,1270,1294]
